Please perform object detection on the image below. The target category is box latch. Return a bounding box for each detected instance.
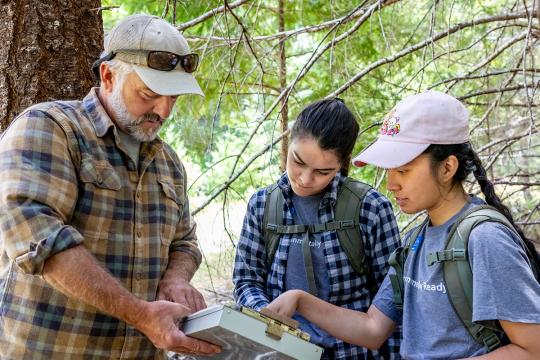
[259,308,299,340]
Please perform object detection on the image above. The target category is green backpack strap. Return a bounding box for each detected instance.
[388,218,429,310]
[334,178,372,276]
[262,178,372,277]
[263,184,284,270]
[427,205,516,352]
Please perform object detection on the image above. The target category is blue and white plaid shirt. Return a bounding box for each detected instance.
[233,173,402,359]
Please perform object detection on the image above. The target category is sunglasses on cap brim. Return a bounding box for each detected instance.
[91,50,199,78]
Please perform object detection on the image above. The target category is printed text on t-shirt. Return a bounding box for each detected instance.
[290,238,322,248]
[404,276,447,294]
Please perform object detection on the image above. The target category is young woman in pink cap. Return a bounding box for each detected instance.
[267,91,540,359]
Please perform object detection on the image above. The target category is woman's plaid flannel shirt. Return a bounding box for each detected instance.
[233,173,402,359]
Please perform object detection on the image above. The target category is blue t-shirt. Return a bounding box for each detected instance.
[373,198,540,359]
[286,192,335,348]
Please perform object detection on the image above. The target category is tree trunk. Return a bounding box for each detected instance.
[0,0,103,130]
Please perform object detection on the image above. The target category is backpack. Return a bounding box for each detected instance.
[262,177,373,279]
[388,205,540,352]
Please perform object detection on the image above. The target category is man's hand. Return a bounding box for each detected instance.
[158,252,206,312]
[157,277,206,312]
[134,300,220,355]
[42,246,220,355]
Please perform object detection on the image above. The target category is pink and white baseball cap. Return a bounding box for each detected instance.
[352,90,469,169]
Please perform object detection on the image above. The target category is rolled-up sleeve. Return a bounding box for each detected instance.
[0,111,83,275]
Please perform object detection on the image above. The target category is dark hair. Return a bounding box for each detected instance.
[424,143,539,261]
[291,99,359,176]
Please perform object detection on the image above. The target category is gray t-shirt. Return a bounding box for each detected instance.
[116,128,141,169]
[286,192,334,348]
[373,199,540,359]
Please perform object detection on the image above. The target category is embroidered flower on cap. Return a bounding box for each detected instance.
[380,109,400,136]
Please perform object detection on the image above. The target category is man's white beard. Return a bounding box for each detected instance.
[109,82,163,142]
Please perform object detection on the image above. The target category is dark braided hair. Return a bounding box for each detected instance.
[424,143,539,262]
[291,98,359,176]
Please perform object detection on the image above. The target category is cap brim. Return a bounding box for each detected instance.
[133,66,204,96]
[352,139,430,169]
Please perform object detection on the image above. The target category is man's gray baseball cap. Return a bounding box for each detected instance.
[101,14,203,96]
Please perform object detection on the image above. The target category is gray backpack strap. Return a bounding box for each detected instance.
[262,183,322,272]
[263,184,284,269]
[388,218,429,310]
[427,205,515,352]
[334,178,371,276]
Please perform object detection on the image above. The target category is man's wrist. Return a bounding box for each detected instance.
[163,251,198,281]
[122,297,148,328]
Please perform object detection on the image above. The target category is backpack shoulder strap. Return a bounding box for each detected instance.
[430,205,514,352]
[262,183,284,269]
[388,217,429,310]
[334,177,372,275]
[262,177,373,275]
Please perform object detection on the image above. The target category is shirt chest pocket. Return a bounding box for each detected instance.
[157,176,185,246]
[76,158,122,236]
[79,158,122,191]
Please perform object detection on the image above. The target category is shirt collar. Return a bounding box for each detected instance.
[82,87,164,151]
[83,87,115,138]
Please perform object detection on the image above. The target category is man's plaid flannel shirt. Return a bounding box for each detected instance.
[233,173,402,359]
[0,89,201,359]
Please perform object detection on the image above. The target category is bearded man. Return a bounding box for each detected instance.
[0,14,219,359]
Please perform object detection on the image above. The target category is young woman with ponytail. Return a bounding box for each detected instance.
[267,91,540,359]
[233,99,402,359]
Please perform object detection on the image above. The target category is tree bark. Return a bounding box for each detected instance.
[0,0,103,130]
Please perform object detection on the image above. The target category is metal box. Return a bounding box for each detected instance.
[181,304,323,360]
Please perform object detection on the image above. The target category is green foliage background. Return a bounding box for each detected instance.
[101,0,539,240]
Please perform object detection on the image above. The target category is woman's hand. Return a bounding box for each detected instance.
[266,289,305,318]
[269,289,397,350]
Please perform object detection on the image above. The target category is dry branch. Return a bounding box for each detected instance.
[458,81,540,100]
[328,11,530,97]
[183,3,372,43]
[431,68,540,88]
[177,0,250,31]
[193,130,289,216]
